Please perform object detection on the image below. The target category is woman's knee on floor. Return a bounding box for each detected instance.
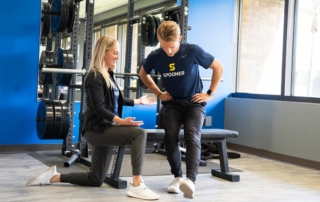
[88,176,105,187]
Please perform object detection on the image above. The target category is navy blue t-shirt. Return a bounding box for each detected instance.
[143,43,214,101]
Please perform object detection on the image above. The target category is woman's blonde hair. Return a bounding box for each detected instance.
[157,20,181,42]
[89,35,118,88]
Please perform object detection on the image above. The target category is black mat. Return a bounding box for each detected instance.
[28,151,241,176]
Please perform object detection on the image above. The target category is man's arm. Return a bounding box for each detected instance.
[139,66,162,98]
[208,58,224,95]
[191,58,224,103]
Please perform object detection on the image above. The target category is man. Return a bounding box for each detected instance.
[139,20,224,199]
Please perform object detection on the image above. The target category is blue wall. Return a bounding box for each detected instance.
[0,0,43,145]
[0,0,235,145]
[187,0,235,128]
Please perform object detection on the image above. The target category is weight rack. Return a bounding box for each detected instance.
[37,0,190,188]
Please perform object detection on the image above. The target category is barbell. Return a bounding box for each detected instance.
[39,47,74,86]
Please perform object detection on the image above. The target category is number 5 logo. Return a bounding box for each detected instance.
[169,63,175,71]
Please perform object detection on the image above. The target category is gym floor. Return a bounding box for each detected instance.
[1,151,320,202]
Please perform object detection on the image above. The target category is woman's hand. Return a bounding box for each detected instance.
[135,95,156,105]
[117,117,144,126]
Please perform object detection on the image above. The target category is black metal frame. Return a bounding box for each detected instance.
[62,0,81,157]
[63,0,93,166]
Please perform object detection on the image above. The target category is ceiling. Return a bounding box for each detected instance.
[79,0,128,18]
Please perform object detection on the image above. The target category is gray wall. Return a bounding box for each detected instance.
[225,98,320,162]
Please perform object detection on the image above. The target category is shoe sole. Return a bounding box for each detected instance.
[127,191,159,200]
[179,183,194,199]
[167,189,180,194]
[26,166,55,186]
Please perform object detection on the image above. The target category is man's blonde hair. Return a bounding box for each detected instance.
[157,20,181,42]
[89,35,118,88]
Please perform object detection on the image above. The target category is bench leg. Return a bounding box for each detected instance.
[104,145,127,189]
[211,139,240,182]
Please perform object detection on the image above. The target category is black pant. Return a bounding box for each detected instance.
[161,100,205,183]
[60,125,146,186]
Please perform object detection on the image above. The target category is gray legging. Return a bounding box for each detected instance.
[60,125,147,186]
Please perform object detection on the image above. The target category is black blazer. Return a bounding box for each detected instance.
[82,70,134,133]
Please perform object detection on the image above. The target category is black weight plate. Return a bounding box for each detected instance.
[58,0,65,32]
[41,2,47,37]
[61,0,69,32]
[40,51,55,85]
[147,15,156,46]
[141,14,149,46]
[173,13,180,25]
[41,2,44,37]
[45,2,51,37]
[151,15,159,47]
[51,100,62,139]
[54,48,73,86]
[36,100,54,140]
[53,48,64,85]
[59,100,70,139]
[51,0,62,33]
[60,0,66,32]
[59,49,72,86]
[67,0,75,33]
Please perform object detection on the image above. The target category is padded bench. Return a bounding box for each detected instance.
[103,128,240,189]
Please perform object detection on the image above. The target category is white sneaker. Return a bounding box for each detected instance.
[127,181,160,200]
[167,177,181,194]
[179,178,195,199]
[26,166,57,186]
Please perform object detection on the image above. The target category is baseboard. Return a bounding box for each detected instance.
[0,144,156,154]
[227,142,320,171]
[0,144,62,154]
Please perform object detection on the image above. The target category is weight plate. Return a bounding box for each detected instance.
[59,0,69,32]
[51,0,62,33]
[147,15,156,47]
[36,100,54,140]
[53,48,64,84]
[39,51,55,85]
[58,49,73,86]
[59,100,70,139]
[171,12,180,25]
[141,14,149,46]
[43,2,51,37]
[51,100,62,139]
[151,15,159,47]
[41,2,44,37]
[63,0,70,32]
[58,0,65,32]
[53,48,74,86]
[67,0,75,33]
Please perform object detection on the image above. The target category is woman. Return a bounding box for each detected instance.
[26,36,159,200]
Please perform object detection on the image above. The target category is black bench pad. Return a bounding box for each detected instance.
[145,129,238,141]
